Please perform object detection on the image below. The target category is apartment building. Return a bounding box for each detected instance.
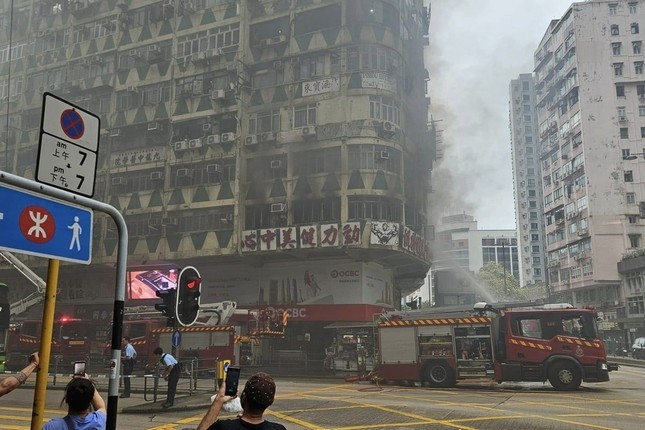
[509,73,547,287]
[0,0,434,357]
[535,0,640,324]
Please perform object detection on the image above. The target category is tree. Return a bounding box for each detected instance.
[475,262,526,301]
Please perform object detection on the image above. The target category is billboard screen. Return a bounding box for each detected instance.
[127,269,178,300]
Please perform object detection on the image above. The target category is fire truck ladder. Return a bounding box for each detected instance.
[196,301,237,326]
[0,251,47,316]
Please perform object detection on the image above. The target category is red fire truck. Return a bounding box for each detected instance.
[6,317,94,371]
[375,302,618,391]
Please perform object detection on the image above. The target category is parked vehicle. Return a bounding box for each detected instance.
[632,337,645,359]
[375,302,618,391]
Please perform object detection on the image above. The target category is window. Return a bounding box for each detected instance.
[617,85,625,96]
[641,126,645,138]
[248,109,280,134]
[293,103,317,127]
[293,147,341,175]
[629,234,641,248]
[614,63,624,76]
[629,215,638,224]
[611,24,620,35]
[634,41,642,54]
[524,125,532,133]
[347,196,402,222]
[632,23,640,34]
[639,84,645,96]
[612,42,622,55]
[531,222,539,230]
[609,3,617,15]
[532,245,540,252]
[534,268,542,276]
[640,107,645,116]
[292,197,341,224]
[618,107,627,117]
[369,96,400,124]
[295,53,326,80]
[532,257,541,265]
[512,317,542,339]
[630,2,638,14]
[623,148,632,159]
[348,144,401,173]
[621,127,629,138]
[627,192,636,203]
[625,170,634,182]
[636,61,644,74]
[524,114,532,122]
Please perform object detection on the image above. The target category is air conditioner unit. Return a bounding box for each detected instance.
[561,154,568,159]
[189,138,203,149]
[111,177,126,186]
[245,135,259,146]
[173,140,188,151]
[270,160,282,169]
[109,129,121,137]
[128,49,141,58]
[619,116,627,122]
[301,126,317,138]
[192,81,203,95]
[268,35,287,45]
[381,121,397,135]
[148,44,160,53]
[163,0,174,7]
[147,121,159,131]
[80,59,92,67]
[221,132,236,142]
[202,123,212,132]
[226,63,238,73]
[150,171,164,181]
[207,164,221,174]
[127,85,138,93]
[290,56,300,65]
[176,168,193,178]
[261,131,277,143]
[578,228,589,236]
[378,151,390,160]
[270,203,286,213]
[210,89,226,100]
[49,83,61,91]
[273,60,283,70]
[206,134,220,146]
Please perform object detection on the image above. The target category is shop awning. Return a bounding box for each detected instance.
[324,322,376,329]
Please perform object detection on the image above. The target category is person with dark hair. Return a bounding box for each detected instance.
[197,372,286,430]
[153,346,180,409]
[0,352,39,397]
[120,336,136,398]
[42,377,106,429]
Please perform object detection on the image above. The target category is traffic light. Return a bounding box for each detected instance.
[155,288,177,327]
[176,266,201,327]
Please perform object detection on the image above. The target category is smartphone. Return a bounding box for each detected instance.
[74,361,86,376]
[224,366,241,396]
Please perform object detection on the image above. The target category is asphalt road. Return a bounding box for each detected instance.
[2,364,644,429]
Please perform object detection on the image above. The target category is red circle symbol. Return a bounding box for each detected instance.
[60,109,85,140]
[19,206,56,244]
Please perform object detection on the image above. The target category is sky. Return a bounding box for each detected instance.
[427,0,575,230]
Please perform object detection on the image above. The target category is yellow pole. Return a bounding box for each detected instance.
[30,259,60,430]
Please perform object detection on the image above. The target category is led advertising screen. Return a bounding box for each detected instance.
[128,269,178,300]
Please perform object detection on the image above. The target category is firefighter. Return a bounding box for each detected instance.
[0,352,38,397]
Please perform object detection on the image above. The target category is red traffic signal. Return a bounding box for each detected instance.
[176,266,202,327]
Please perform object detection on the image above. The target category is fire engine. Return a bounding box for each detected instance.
[375,302,618,391]
[6,316,94,371]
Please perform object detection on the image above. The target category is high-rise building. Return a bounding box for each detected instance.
[0,1,434,359]
[534,0,636,313]
[509,73,547,287]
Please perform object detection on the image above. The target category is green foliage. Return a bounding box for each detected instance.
[476,262,526,301]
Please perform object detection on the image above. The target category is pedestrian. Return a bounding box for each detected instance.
[153,347,180,408]
[0,352,39,397]
[197,372,286,430]
[42,376,106,429]
[120,336,136,398]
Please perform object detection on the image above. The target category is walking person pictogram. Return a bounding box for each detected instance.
[68,216,82,251]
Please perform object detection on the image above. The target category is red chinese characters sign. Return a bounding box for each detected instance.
[402,226,430,261]
[298,225,317,248]
[341,222,361,246]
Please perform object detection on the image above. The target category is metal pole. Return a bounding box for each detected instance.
[0,171,127,430]
[30,259,59,430]
[502,243,507,296]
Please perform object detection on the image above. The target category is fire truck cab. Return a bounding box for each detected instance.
[376,302,617,391]
[6,317,93,371]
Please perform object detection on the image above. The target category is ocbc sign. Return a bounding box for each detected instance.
[330,270,360,278]
[265,307,306,319]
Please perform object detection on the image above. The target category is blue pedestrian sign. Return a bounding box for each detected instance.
[172,330,182,348]
[0,183,93,264]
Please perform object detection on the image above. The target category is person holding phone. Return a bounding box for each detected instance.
[0,352,39,397]
[42,376,106,429]
[120,336,137,398]
[153,347,180,409]
[197,372,286,430]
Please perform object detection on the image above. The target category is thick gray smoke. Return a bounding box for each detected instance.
[426,0,573,230]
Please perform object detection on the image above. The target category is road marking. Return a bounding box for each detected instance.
[266,409,324,430]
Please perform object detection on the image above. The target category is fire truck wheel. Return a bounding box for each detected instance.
[423,361,455,388]
[548,361,582,391]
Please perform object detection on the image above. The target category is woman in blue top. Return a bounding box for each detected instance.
[43,377,106,430]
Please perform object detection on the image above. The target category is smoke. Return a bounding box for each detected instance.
[426,0,572,230]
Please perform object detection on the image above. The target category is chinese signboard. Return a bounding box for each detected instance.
[302,76,340,96]
[110,148,164,167]
[361,72,396,92]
